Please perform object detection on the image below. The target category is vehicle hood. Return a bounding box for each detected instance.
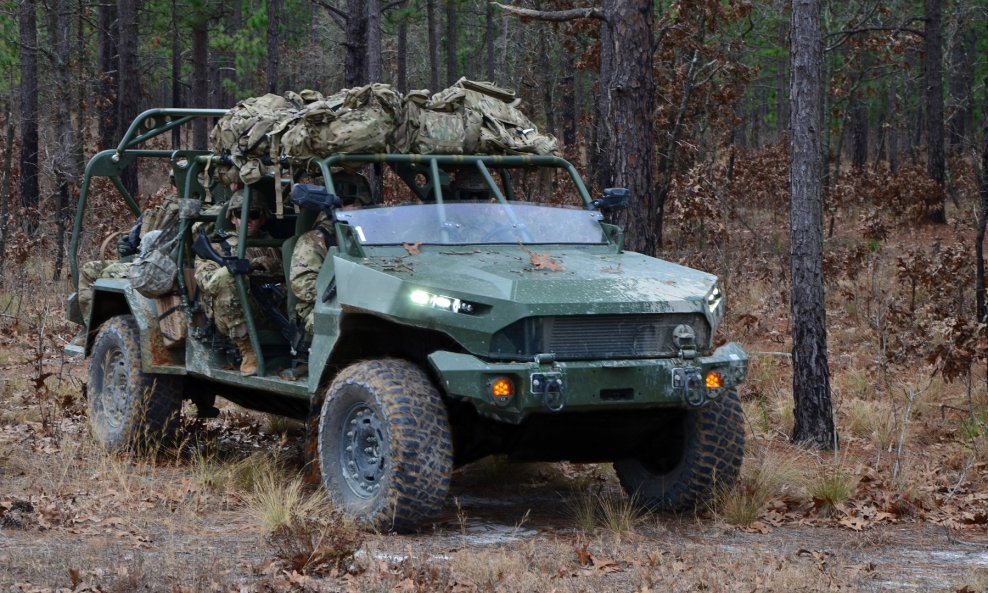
[336,246,718,316]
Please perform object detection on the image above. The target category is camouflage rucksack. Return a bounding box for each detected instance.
[127,222,181,298]
[209,93,299,158]
[139,192,180,239]
[280,84,403,159]
[452,78,560,156]
[405,89,467,155]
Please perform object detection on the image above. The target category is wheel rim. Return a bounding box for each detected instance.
[339,402,386,498]
[100,346,130,431]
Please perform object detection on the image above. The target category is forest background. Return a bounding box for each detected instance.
[2,0,988,591]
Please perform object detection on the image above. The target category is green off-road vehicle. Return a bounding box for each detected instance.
[68,109,748,531]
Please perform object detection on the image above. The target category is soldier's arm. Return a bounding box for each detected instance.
[290,231,328,303]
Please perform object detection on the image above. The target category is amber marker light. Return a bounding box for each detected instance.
[490,377,515,406]
[705,370,724,390]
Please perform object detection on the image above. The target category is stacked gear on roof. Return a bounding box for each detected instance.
[208,78,560,183]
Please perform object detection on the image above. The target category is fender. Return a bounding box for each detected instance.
[88,279,185,374]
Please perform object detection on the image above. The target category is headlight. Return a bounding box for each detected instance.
[706,284,724,314]
[409,289,477,314]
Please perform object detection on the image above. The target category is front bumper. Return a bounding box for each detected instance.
[428,342,748,423]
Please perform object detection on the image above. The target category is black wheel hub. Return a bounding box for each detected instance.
[339,403,386,498]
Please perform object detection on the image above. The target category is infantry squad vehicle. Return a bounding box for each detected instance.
[68,108,748,531]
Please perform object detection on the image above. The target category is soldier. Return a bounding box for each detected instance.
[76,175,178,323]
[290,175,367,335]
[195,190,281,376]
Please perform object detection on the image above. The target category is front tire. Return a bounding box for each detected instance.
[318,359,452,532]
[88,314,184,452]
[614,390,745,511]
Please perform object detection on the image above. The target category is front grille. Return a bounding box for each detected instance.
[490,313,711,360]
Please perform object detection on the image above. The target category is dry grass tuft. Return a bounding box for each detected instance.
[569,490,644,536]
[718,449,804,526]
[243,469,328,532]
[267,510,363,576]
[230,451,283,493]
[808,466,857,516]
[843,398,898,450]
[243,463,364,574]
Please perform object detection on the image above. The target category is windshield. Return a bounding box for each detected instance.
[338,202,607,246]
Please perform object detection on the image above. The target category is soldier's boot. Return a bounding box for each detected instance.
[235,336,258,377]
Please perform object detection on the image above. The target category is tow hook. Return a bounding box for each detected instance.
[673,368,706,407]
[531,372,565,412]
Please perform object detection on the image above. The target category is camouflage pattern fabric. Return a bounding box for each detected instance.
[281,84,403,160]
[79,260,130,318]
[194,235,281,340]
[208,80,561,176]
[209,93,299,157]
[140,191,179,239]
[290,223,331,334]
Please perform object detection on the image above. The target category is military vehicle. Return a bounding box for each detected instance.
[68,108,748,532]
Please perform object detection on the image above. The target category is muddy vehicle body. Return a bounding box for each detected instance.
[69,109,748,531]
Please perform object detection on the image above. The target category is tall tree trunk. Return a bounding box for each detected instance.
[46,0,79,280]
[0,98,13,274]
[540,34,554,135]
[397,18,407,92]
[445,0,458,84]
[776,20,788,138]
[117,0,140,197]
[485,1,495,80]
[789,0,835,449]
[561,52,576,147]
[850,94,868,170]
[947,22,975,152]
[98,0,119,150]
[366,0,381,82]
[171,0,181,147]
[266,0,281,93]
[976,81,988,323]
[924,0,946,223]
[18,0,39,232]
[599,0,654,253]
[427,0,440,90]
[191,18,209,149]
[887,80,898,173]
[344,0,367,86]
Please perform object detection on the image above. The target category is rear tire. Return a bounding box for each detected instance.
[614,390,745,511]
[87,314,184,452]
[318,359,452,532]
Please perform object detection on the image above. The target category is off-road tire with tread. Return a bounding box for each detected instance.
[318,358,452,532]
[614,390,745,511]
[88,314,184,451]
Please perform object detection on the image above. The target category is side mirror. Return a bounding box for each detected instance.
[290,184,342,212]
[591,187,630,213]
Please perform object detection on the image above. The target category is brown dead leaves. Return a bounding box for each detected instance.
[529,251,564,272]
[558,540,624,578]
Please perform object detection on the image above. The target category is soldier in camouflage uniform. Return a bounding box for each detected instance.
[289,183,366,334]
[194,190,281,376]
[77,178,179,322]
[290,214,332,334]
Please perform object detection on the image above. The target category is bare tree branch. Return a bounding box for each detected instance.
[825,17,925,52]
[312,0,346,28]
[381,0,409,12]
[492,2,606,23]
